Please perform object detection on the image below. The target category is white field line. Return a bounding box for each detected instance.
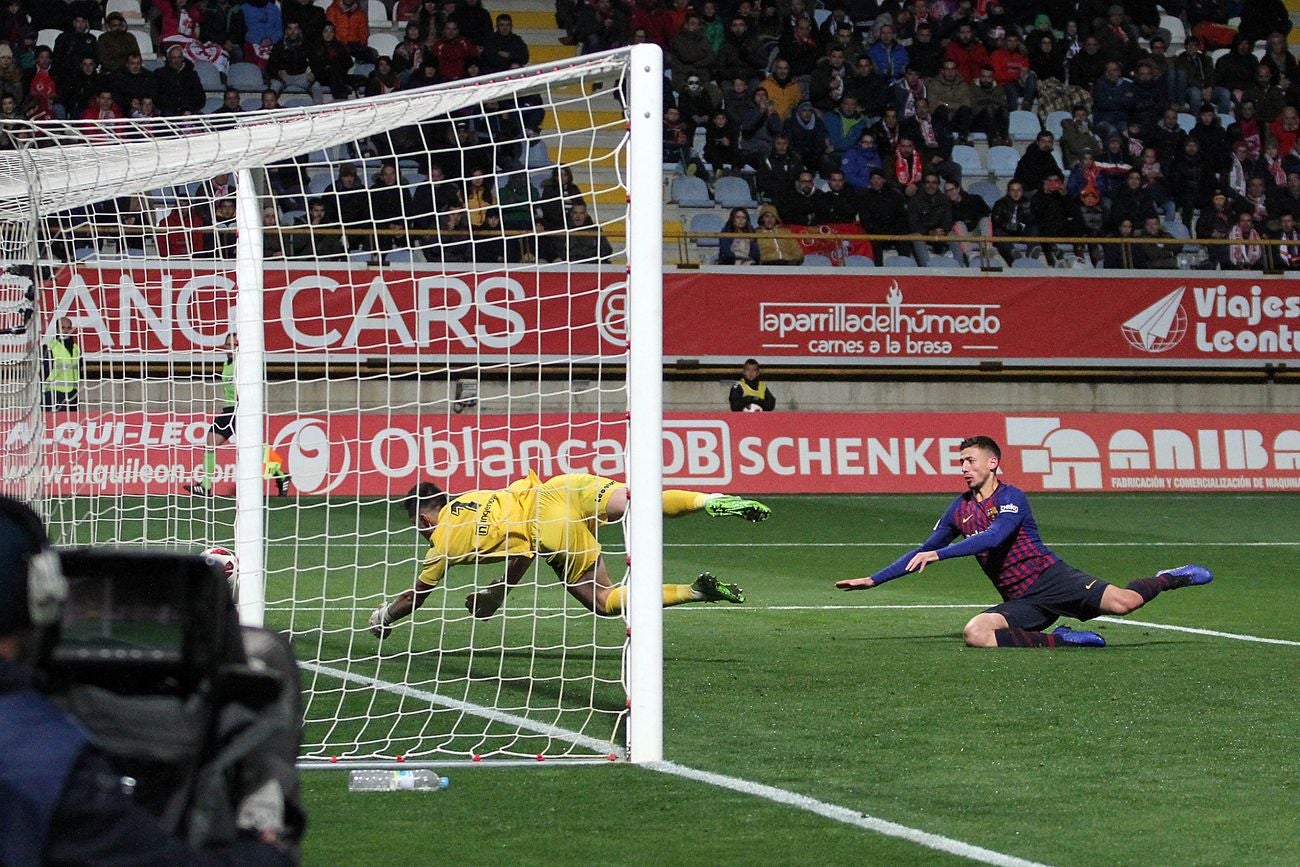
[670,608,1300,647]
[660,541,1300,547]
[297,660,625,758]
[647,761,1050,867]
[302,660,1051,867]
[1092,616,1300,646]
[282,603,1300,645]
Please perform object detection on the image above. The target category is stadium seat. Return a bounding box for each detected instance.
[951,144,984,178]
[1164,220,1191,240]
[202,95,223,113]
[1009,110,1041,142]
[885,255,917,267]
[929,253,960,268]
[802,253,833,266]
[384,249,422,264]
[689,211,725,248]
[813,8,832,28]
[227,62,267,93]
[844,255,875,267]
[713,176,757,208]
[368,0,390,27]
[1210,48,1229,62]
[1218,113,1234,129]
[987,145,1019,177]
[1011,255,1048,269]
[369,32,400,58]
[969,179,1001,208]
[1045,110,1070,140]
[1160,14,1186,47]
[36,28,62,50]
[279,92,313,108]
[130,29,155,60]
[194,61,224,93]
[670,175,712,207]
[107,0,145,25]
[308,171,334,194]
[1176,112,1195,132]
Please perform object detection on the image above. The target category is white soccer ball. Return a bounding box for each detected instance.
[201,546,239,592]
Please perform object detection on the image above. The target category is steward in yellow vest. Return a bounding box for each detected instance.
[729,358,776,412]
[42,317,80,411]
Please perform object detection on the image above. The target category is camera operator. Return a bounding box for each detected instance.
[0,496,293,866]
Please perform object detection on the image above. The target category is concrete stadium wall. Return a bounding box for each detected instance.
[80,376,1300,416]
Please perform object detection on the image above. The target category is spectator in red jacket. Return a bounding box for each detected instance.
[430,20,479,80]
[944,21,987,83]
[79,88,123,121]
[989,32,1036,111]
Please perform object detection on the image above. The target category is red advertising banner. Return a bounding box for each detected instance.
[662,272,1300,367]
[44,265,627,362]
[33,412,1300,496]
[44,266,1300,367]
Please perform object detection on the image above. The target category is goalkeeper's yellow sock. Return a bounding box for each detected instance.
[202,451,216,486]
[601,584,698,615]
[662,490,710,517]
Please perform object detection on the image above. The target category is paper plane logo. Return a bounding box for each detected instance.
[1121,287,1188,353]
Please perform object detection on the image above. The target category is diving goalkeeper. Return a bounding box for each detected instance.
[368,472,771,638]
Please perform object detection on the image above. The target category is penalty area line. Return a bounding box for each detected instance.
[646,761,1051,867]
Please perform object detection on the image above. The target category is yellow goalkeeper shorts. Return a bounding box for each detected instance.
[533,473,622,585]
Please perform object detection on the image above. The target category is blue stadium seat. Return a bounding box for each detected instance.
[1011,255,1049,269]
[1009,110,1041,142]
[671,175,712,207]
[802,253,833,266]
[194,61,224,93]
[951,144,984,178]
[1176,112,1195,132]
[689,211,726,248]
[969,179,1002,208]
[1045,110,1070,140]
[227,62,266,93]
[713,176,757,208]
[987,146,1020,178]
[844,255,875,267]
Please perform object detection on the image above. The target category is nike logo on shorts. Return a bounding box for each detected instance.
[1084,580,1097,589]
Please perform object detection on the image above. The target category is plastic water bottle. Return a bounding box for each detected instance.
[347,770,450,792]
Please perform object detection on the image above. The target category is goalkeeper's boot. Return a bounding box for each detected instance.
[276,475,291,497]
[184,483,211,497]
[1155,564,1213,587]
[368,606,393,640]
[692,572,745,604]
[704,495,771,523]
[1051,626,1106,648]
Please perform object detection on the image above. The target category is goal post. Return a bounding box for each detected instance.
[3,46,666,766]
[624,43,665,765]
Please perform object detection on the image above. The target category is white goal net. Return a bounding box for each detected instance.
[0,46,665,765]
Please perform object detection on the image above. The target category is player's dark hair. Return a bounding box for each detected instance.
[403,482,447,521]
[959,436,1001,461]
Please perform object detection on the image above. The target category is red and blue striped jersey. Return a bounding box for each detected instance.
[869,481,1058,599]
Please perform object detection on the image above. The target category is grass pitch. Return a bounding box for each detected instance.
[67,491,1300,865]
[290,492,1299,866]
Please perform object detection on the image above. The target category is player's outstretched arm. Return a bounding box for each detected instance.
[834,576,877,590]
[369,584,434,639]
[466,556,532,619]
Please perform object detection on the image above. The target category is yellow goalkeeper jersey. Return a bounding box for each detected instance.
[416,473,543,588]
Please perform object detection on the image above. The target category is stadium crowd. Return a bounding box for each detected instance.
[8,0,1300,269]
[651,0,1300,269]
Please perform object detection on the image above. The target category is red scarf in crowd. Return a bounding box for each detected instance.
[894,148,923,185]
